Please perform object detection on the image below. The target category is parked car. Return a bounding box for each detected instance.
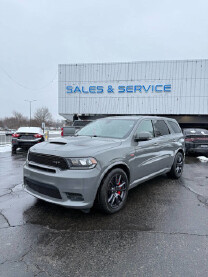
[23,116,185,214]
[61,120,92,136]
[12,127,44,154]
[183,128,208,155]
[5,129,16,136]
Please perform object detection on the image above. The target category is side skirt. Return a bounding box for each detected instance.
[129,168,171,190]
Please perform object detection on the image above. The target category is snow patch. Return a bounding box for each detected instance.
[197,156,208,162]
[48,130,61,135]
[0,144,11,153]
[17,127,44,135]
[49,137,61,141]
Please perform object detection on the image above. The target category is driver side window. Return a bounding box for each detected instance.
[136,120,154,138]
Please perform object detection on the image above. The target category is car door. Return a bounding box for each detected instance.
[152,119,173,169]
[132,119,162,182]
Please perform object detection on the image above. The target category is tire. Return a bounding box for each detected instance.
[97,168,129,214]
[12,145,17,154]
[167,152,184,179]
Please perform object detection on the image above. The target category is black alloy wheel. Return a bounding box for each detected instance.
[107,174,127,208]
[12,145,17,154]
[175,154,183,175]
[168,152,184,179]
[97,168,129,214]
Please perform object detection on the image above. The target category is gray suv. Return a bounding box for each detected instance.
[23,116,185,214]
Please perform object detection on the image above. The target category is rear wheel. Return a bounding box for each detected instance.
[167,152,184,179]
[12,145,17,154]
[97,168,129,214]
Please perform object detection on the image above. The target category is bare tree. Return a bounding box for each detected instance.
[0,119,4,129]
[13,111,28,127]
[2,111,28,129]
[34,107,52,125]
[0,108,60,129]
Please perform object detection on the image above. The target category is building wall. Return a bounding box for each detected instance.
[58,59,208,117]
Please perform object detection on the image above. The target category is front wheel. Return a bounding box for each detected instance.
[167,152,184,179]
[97,168,129,214]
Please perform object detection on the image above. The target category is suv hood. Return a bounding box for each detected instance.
[30,136,122,157]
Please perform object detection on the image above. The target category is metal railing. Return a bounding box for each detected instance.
[0,133,12,146]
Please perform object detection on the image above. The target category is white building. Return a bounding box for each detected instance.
[58,59,208,128]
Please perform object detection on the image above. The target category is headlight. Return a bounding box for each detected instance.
[66,157,97,169]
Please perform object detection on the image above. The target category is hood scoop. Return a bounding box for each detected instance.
[49,141,67,145]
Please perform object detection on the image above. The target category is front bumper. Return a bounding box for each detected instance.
[187,148,208,154]
[23,162,101,209]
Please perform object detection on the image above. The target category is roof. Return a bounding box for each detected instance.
[100,115,176,121]
[17,127,43,134]
[183,128,208,135]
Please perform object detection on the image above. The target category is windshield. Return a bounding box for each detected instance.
[76,118,137,139]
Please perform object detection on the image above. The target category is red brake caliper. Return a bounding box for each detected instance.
[117,182,121,195]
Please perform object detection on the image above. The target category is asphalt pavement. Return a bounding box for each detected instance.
[0,151,208,276]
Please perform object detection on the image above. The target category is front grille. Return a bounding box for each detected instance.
[28,164,56,173]
[28,152,69,170]
[25,177,62,199]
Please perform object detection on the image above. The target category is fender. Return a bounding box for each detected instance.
[97,161,130,189]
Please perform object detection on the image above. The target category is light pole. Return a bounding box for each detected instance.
[24,100,37,127]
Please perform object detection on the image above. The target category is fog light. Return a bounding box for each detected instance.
[65,192,84,201]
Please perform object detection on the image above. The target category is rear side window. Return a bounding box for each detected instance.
[153,120,170,137]
[136,120,154,138]
[168,121,181,134]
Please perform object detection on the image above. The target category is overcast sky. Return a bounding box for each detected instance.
[0,0,208,120]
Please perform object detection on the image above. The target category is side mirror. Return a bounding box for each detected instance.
[134,132,152,142]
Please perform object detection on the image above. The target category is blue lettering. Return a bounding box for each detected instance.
[164,84,171,92]
[126,86,133,93]
[66,84,172,94]
[143,85,151,92]
[82,86,88,93]
[74,86,81,93]
[118,86,125,93]
[134,85,142,92]
[97,86,104,93]
[107,86,114,93]
[66,86,73,93]
[155,85,163,92]
[89,86,96,93]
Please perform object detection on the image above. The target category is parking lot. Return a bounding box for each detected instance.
[0,150,208,276]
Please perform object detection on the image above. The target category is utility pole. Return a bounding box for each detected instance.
[24,100,37,127]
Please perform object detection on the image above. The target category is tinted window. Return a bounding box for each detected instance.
[168,121,181,134]
[136,120,154,138]
[73,120,91,127]
[77,118,136,139]
[153,120,170,137]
